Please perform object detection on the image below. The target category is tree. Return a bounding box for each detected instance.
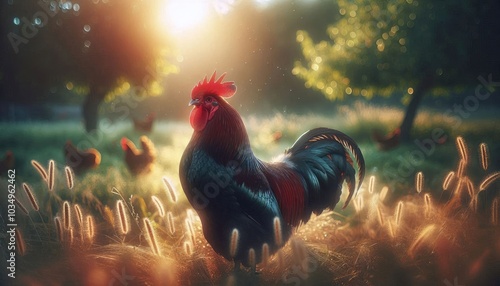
[4,0,177,132]
[293,0,500,144]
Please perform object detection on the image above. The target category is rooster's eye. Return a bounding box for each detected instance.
[205,96,218,106]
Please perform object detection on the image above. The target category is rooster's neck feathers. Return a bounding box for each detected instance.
[191,98,251,163]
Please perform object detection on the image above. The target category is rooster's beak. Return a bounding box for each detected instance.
[189,98,200,106]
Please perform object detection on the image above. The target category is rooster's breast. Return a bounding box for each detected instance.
[179,148,290,265]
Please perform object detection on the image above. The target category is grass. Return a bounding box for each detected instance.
[0,103,499,285]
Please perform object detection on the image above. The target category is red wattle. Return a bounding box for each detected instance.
[190,107,208,131]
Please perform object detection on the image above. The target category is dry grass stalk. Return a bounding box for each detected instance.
[63,201,71,230]
[185,218,195,244]
[457,159,466,178]
[492,199,499,225]
[31,160,48,181]
[48,159,55,191]
[470,196,478,213]
[273,217,282,246]
[73,205,84,244]
[152,195,165,217]
[116,200,129,235]
[415,172,423,193]
[353,194,364,213]
[479,172,500,191]
[54,217,63,242]
[230,228,239,258]
[144,218,160,255]
[408,224,436,258]
[291,238,307,265]
[479,143,488,170]
[248,248,256,268]
[376,205,385,226]
[86,215,95,242]
[464,177,475,199]
[69,227,74,246]
[14,199,29,215]
[166,212,175,234]
[379,186,389,201]
[22,183,39,211]
[64,166,74,189]
[454,178,464,198]
[456,136,468,164]
[357,195,364,211]
[74,204,83,226]
[368,176,375,194]
[424,193,432,217]
[443,171,455,191]
[15,228,26,256]
[261,243,270,266]
[186,209,196,222]
[395,201,404,226]
[387,220,395,238]
[111,187,120,195]
[162,176,178,203]
[184,240,193,256]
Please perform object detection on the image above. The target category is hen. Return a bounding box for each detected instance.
[133,112,155,133]
[121,136,156,175]
[373,128,401,151]
[179,72,365,268]
[64,141,101,174]
[0,151,15,176]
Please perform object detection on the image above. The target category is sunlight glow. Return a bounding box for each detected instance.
[162,0,210,34]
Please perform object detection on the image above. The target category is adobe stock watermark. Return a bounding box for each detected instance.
[108,267,135,286]
[282,254,319,285]
[189,159,243,210]
[7,1,61,54]
[382,73,499,184]
[443,276,465,286]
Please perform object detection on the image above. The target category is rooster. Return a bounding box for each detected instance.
[121,136,156,175]
[64,141,101,174]
[179,72,365,268]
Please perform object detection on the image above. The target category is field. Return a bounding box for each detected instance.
[1,103,499,285]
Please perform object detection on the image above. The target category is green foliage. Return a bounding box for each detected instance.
[6,0,178,103]
[293,0,500,100]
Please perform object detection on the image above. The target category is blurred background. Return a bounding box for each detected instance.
[1,1,500,285]
[2,0,498,125]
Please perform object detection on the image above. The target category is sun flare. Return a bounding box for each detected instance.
[162,0,210,34]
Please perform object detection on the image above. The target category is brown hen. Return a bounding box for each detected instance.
[121,136,156,175]
[64,141,101,174]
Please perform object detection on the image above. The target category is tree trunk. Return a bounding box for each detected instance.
[82,88,106,133]
[399,75,434,143]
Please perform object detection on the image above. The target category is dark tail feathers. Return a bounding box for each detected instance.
[286,128,365,212]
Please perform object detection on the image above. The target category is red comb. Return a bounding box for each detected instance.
[121,137,129,151]
[191,71,236,98]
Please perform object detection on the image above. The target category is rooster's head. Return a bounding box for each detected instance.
[189,72,236,131]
